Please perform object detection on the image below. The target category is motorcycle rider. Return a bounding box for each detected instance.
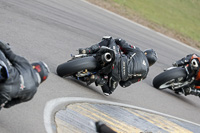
[79,36,157,96]
[0,40,49,109]
[173,53,200,97]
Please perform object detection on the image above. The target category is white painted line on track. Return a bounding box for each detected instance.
[82,0,200,53]
[43,97,200,133]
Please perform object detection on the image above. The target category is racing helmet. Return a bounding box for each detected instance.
[32,61,49,83]
[0,60,9,81]
[144,49,157,66]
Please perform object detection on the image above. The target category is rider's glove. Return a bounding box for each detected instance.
[172,62,178,67]
[172,60,184,67]
[78,48,87,54]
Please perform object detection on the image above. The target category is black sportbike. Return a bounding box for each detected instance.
[56,46,116,85]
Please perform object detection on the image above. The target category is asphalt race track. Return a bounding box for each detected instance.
[0,0,200,133]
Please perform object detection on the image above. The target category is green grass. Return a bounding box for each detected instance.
[112,0,200,43]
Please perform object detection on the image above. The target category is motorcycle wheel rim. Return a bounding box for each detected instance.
[159,77,184,89]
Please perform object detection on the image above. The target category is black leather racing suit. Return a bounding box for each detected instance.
[0,41,39,108]
[83,37,149,94]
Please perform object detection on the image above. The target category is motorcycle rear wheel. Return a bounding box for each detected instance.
[153,67,187,90]
[56,56,97,77]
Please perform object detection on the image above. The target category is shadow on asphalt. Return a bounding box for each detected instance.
[65,77,103,95]
[159,88,199,107]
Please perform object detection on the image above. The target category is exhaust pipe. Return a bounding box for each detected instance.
[102,52,112,63]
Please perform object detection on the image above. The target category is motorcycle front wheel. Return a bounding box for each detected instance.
[153,67,187,90]
[56,56,98,77]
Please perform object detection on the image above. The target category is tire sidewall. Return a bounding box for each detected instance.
[153,67,187,89]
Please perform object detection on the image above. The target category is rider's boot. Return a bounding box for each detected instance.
[101,77,116,96]
[182,86,192,96]
[190,88,200,97]
[79,44,100,54]
[182,86,200,97]
[101,85,112,96]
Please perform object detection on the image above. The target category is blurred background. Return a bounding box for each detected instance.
[87,0,200,49]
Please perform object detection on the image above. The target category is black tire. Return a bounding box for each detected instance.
[153,67,187,89]
[56,56,98,77]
